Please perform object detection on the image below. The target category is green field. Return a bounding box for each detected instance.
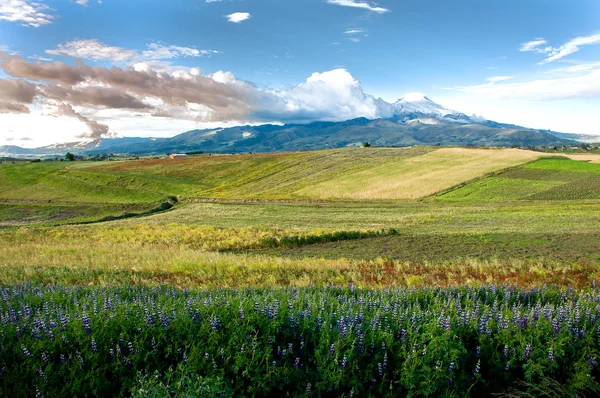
[439,157,600,201]
[0,147,543,206]
[1,148,600,289]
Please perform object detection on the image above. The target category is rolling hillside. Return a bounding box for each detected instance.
[0,147,543,203]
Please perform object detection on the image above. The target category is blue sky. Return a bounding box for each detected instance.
[1,0,600,146]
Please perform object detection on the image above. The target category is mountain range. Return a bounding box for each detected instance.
[1,95,596,157]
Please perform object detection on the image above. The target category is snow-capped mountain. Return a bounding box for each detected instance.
[373,93,471,123]
[392,93,453,116]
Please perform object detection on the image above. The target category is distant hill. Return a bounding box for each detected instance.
[1,96,583,156]
[86,117,575,156]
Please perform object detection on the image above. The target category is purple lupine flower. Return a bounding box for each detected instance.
[294,357,300,368]
[523,345,531,360]
[76,352,84,369]
[91,339,97,353]
[340,355,347,370]
[503,345,509,358]
[378,362,383,378]
[589,357,597,372]
[210,316,220,331]
[81,314,91,335]
[21,345,33,358]
[553,319,560,335]
[548,350,554,362]
[38,368,47,384]
[329,344,335,356]
[475,346,481,357]
[239,308,245,319]
[449,361,455,373]
[306,383,311,394]
[474,359,480,374]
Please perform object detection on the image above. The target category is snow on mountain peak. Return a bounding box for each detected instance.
[398,92,429,102]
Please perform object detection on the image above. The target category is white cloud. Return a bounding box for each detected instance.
[47,40,137,62]
[436,93,600,136]
[519,33,600,64]
[450,69,600,101]
[344,28,365,34]
[46,39,220,63]
[254,68,380,122]
[327,0,389,14]
[0,0,55,27]
[547,61,600,74]
[226,12,250,23]
[541,33,600,64]
[519,38,548,53]
[486,76,513,83]
[75,0,88,5]
[142,43,220,59]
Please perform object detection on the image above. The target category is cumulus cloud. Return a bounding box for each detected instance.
[0,51,391,139]
[327,0,389,14]
[0,78,37,103]
[46,39,220,63]
[47,40,137,62]
[0,78,37,113]
[55,103,113,139]
[0,0,55,27]
[40,84,150,109]
[0,50,256,122]
[226,12,250,23]
[0,101,29,114]
[254,69,379,122]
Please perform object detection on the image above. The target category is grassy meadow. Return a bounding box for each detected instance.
[1,148,600,289]
[4,147,600,396]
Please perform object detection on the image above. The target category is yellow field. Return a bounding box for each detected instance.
[298,148,542,199]
[565,154,600,163]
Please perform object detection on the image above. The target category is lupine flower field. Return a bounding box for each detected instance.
[3,283,600,397]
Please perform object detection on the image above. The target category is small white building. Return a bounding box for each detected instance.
[169,154,188,159]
